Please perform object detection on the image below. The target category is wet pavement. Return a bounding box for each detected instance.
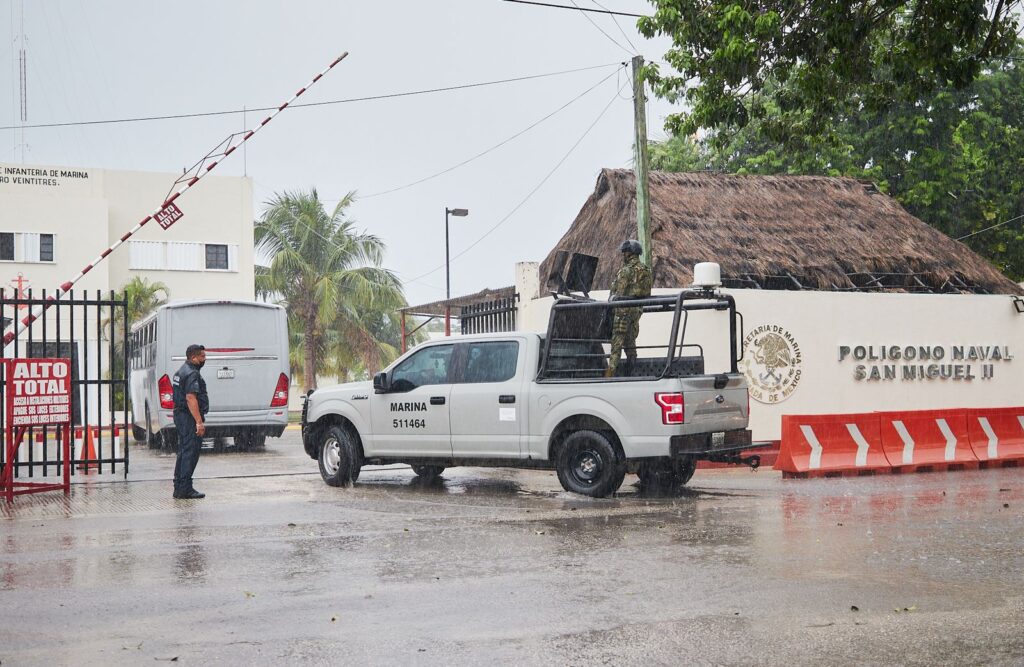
[2,432,1023,666]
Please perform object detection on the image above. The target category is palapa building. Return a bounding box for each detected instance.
[539,169,1020,296]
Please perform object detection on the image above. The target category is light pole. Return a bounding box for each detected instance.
[445,207,469,336]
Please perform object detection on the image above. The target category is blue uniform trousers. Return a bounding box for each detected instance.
[173,412,202,493]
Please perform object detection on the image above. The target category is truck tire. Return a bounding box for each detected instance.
[412,464,445,478]
[638,457,697,495]
[555,430,626,498]
[318,425,362,487]
[133,425,146,442]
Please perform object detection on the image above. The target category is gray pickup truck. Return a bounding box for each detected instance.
[302,288,755,497]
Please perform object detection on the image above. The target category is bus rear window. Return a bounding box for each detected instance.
[169,305,281,352]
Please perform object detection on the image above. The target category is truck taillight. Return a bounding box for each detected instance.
[270,373,289,407]
[655,392,685,425]
[158,374,174,409]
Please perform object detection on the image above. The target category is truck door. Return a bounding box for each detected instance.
[449,340,524,458]
[369,343,454,457]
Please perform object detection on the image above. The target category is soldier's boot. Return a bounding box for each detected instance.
[604,367,615,378]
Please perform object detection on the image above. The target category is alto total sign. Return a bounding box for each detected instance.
[6,358,72,427]
[518,285,1022,442]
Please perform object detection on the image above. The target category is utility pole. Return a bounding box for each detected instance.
[631,55,652,268]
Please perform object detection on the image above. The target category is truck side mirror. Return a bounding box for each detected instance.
[372,371,390,393]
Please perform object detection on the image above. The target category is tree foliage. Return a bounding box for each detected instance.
[638,0,1021,143]
[648,46,1024,280]
[255,189,408,391]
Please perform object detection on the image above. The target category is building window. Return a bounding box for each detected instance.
[39,234,54,262]
[205,244,228,270]
[0,233,13,261]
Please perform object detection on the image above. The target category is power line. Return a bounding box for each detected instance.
[354,66,624,200]
[403,87,624,286]
[501,0,647,17]
[567,0,635,56]
[0,63,621,131]
[956,212,1024,241]
[589,0,640,53]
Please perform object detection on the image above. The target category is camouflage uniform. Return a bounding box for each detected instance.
[607,254,653,376]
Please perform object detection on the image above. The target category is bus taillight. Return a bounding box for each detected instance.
[270,373,289,407]
[158,375,174,409]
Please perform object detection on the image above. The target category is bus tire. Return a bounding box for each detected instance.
[145,405,161,449]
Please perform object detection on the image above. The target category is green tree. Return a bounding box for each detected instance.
[647,47,1024,280]
[108,277,169,405]
[638,0,1020,144]
[255,189,407,391]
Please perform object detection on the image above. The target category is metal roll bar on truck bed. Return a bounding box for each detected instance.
[536,289,744,383]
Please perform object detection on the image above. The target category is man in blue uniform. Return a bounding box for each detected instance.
[172,344,209,499]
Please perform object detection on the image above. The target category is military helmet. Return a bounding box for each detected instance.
[618,239,643,256]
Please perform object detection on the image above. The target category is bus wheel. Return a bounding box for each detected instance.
[161,429,178,453]
[145,405,161,449]
[412,465,445,478]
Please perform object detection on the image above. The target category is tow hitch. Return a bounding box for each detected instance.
[706,453,761,470]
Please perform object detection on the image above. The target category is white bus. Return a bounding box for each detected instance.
[129,300,290,451]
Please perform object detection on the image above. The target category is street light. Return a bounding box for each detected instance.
[445,207,469,336]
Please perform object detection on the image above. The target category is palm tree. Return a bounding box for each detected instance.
[255,189,407,391]
[107,277,169,405]
[123,277,170,323]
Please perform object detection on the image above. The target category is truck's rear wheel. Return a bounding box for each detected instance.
[638,457,697,495]
[412,464,445,478]
[318,425,362,487]
[555,430,626,498]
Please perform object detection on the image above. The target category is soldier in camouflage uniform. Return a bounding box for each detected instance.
[606,240,653,378]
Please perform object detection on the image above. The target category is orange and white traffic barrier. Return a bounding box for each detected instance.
[878,409,978,472]
[777,414,891,477]
[967,407,1024,466]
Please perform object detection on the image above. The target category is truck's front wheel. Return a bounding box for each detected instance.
[555,430,626,498]
[318,425,362,487]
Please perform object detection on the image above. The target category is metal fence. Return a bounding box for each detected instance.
[460,295,518,335]
[0,289,129,479]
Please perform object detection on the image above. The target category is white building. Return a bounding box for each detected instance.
[0,161,254,304]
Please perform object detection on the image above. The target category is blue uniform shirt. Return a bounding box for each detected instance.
[172,361,209,418]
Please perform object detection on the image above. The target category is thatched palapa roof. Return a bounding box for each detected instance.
[541,169,1022,295]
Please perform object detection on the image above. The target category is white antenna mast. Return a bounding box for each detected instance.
[16,0,27,162]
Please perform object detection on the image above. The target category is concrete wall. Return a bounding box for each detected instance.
[516,268,1024,441]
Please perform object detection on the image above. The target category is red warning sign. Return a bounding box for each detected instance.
[5,358,72,427]
[155,202,184,230]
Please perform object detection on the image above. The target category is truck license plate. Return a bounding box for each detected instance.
[217,369,235,379]
[711,432,725,448]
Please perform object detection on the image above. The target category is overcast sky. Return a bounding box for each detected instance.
[1,1,677,306]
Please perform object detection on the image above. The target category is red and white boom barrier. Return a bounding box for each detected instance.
[2,52,350,347]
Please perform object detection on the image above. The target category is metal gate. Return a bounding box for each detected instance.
[460,295,518,335]
[0,289,129,479]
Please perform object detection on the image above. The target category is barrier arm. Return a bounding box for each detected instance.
[2,51,351,347]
